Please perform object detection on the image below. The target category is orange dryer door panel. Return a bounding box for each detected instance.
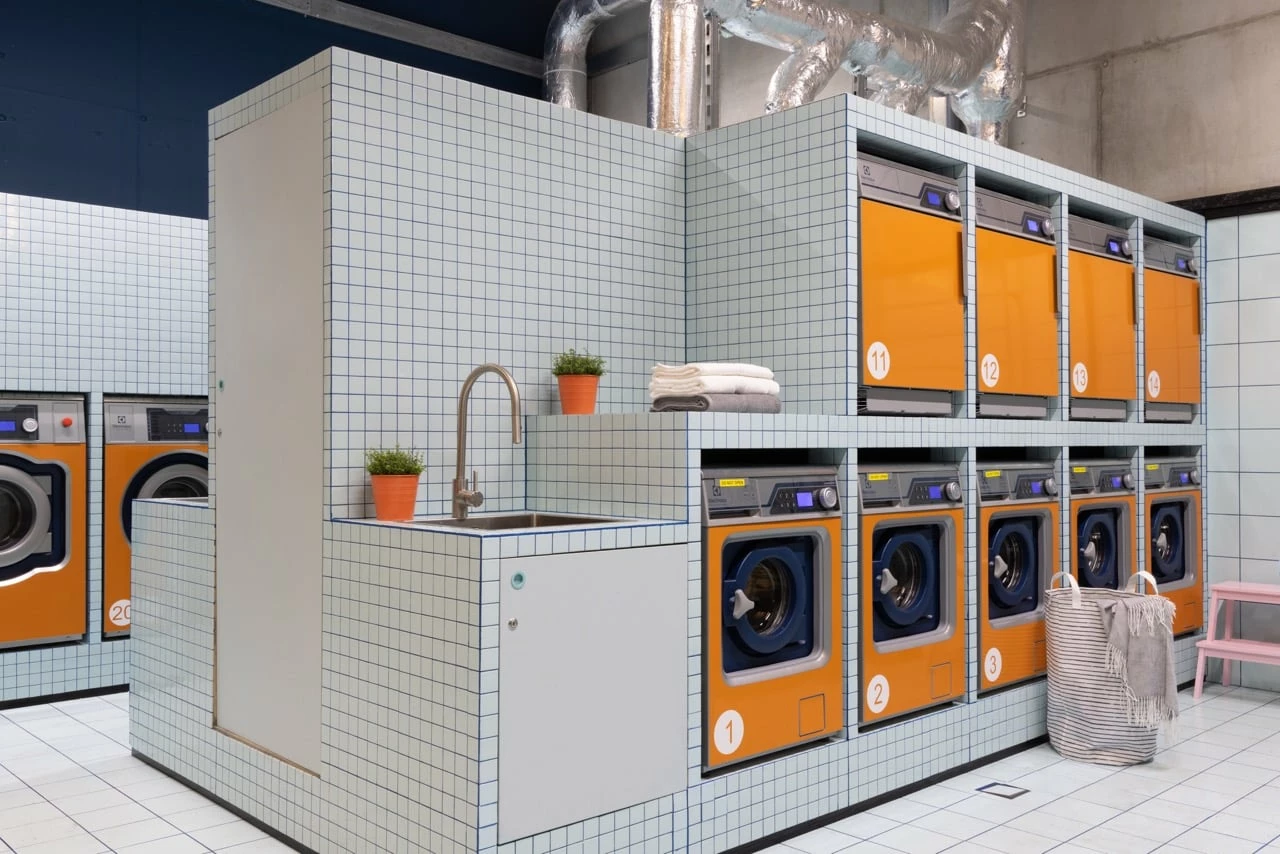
[860,507,966,725]
[1146,490,1203,636]
[0,443,87,647]
[976,228,1058,397]
[103,444,208,635]
[861,200,965,391]
[1144,269,1201,405]
[1068,250,1136,400]
[704,517,844,770]
[978,504,1058,692]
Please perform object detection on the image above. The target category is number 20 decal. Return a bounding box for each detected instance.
[108,599,131,628]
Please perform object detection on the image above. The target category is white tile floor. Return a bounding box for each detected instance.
[768,685,1280,854]
[0,692,292,854]
[2,686,1279,853]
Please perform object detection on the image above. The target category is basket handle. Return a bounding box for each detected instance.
[1049,571,1081,609]
[1126,571,1160,595]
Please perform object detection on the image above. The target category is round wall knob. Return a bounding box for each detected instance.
[1043,477,1058,497]
[944,481,962,501]
[1121,472,1135,489]
[1190,469,1201,485]
[945,191,961,212]
[1041,219,1056,239]
[816,487,838,510]
[20,418,37,434]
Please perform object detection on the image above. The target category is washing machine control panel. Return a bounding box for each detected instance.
[1145,458,1201,492]
[1069,462,1136,494]
[978,465,1058,503]
[0,398,86,443]
[106,400,209,444]
[1144,237,1199,280]
[1068,215,1133,260]
[858,155,962,221]
[858,468,964,510]
[701,467,841,523]
[976,191,1054,243]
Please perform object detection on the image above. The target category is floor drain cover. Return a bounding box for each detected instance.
[976,782,1029,799]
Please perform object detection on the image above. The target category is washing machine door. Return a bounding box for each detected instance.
[872,526,941,642]
[989,518,1038,614]
[1150,503,1185,584]
[1077,510,1118,589]
[721,538,814,671]
[0,459,58,584]
[121,452,208,542]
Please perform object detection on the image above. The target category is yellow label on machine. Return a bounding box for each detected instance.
[1147,463,1160,470]
[1072,466,1087,473]
[984,470,1001,478]
[867,473,890,482]
[718,479,746,488]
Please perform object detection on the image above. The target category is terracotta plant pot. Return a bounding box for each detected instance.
[370,474,420,521]
[557,374,600,415]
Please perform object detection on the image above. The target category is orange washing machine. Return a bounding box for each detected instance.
[858,464,965,725]
[1143,237,1201,423]
[0,396,87,648]
[975,189,1059,418]
[702,467,843,771]
[858,155,965,415]
[1069,459,1137,591]
[1068,215,1136,420]
[1145,457,1203,636]
[977,462,1059,693]
[103,397,208,636]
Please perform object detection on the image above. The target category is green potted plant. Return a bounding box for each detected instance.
[365,445,424,522]
[552,349,606,415]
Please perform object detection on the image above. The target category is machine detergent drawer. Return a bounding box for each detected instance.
[497,544,686,844]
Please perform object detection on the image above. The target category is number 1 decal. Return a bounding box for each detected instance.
[713,710,745,756]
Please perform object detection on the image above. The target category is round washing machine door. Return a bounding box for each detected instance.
[1077,511,1118,589]
[1149,504,1185,584]
[988,519,1038,611]
[121,453,208,542]
[0,463,54,582]
[721,539,813,664]
[872,526,941,640]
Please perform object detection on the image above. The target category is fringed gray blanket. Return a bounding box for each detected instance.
[1098,596,1179,731]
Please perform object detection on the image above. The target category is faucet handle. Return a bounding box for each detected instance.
[472,469,480,491]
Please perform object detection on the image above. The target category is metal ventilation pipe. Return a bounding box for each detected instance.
[949,0,1025,144]
[647,0,705,136]
[544,0,647,112]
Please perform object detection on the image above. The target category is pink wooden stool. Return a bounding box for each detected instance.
[1194,581,1280,699]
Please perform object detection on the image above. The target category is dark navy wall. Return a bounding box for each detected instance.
[0,0,540,218]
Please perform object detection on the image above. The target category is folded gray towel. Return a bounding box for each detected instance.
[1098,595,1178,731]
[650,393,781,413]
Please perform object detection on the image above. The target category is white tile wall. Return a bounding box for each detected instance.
[131,46,1211,854]
[0,194,207,704]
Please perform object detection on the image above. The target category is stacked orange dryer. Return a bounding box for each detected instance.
[0,396,87,648]
[1145,457,1204,636]
[103,397,208,636]
[858,155,965,415]
[1068,216,1137,420]
[975,189,1059,418]
[1143,237,1201,422]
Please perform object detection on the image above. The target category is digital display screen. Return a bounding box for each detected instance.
[1111,476,1123,488]
[926,191,942,207]
[1030,481,1043,495]
[928,485,943,500]
[0,421,14,432]
[1107,240,1121,253]
[796,492,813,508]
[1027,219,1040,234]
[184,423,201,434]
[1180,473,1190,484]
[1177,258,1188,271]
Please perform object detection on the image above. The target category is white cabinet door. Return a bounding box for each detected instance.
[498,544,687,844]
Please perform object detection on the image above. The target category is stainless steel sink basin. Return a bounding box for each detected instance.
[415,512,618,531]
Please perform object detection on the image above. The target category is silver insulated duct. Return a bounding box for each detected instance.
[544,0,1025,144]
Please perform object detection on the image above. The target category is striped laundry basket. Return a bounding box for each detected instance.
[1045,571,1162,765]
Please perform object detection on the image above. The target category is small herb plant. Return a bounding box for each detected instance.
[551,349,606,377]
[365,445,425,476]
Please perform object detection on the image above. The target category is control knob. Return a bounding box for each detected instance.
[1186,257,1199,275]
[1042,477,1058,497]
[20,418,38,435]
[1189,469,1201,486]
[1120,238,1132,258]
[1121,472,1135,490]
[816,487,839,510]
[944,481,962,501]
[945,190,961,212]
[1041,218,1056,239]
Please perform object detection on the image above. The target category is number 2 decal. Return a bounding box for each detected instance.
[866,674,891,714]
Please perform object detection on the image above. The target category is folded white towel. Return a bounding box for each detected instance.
[649,375,781,398]
[651,362,775,381]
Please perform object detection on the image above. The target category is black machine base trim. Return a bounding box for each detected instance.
[0,684,126,712]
